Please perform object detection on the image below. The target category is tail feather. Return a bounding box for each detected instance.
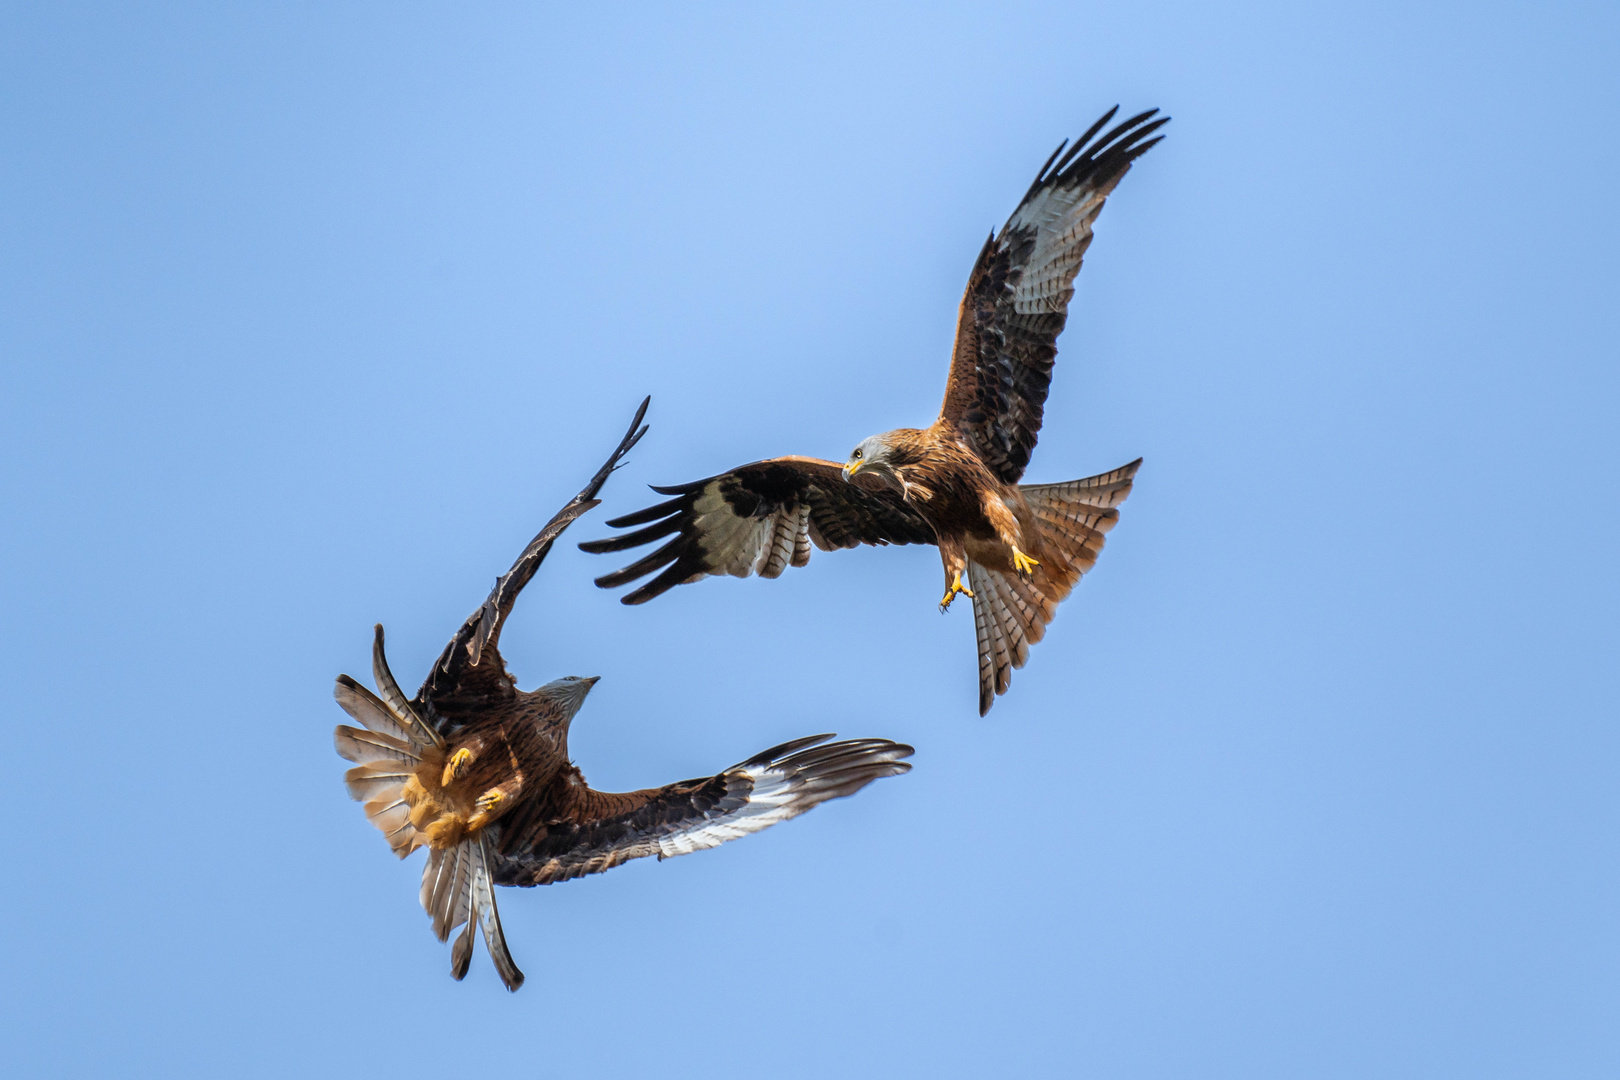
[426,844,466,942]
[336,652,520,989]
[1019,458,1139,601]
[421,847,450,924]
[968,459,1140,714]
[445,848,475,943]
[450,920,475,981]
[968,566,1017,680]
[474,837,524,991]
[420,837,525,990]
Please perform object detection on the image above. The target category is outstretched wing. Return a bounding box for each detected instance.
[415,397,650,732]
[940,107,1168,484]
[579,456,934,604]
[489,735,914,886]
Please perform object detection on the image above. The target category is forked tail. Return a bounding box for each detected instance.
[966,458,1139,715]
[420,835,524,991]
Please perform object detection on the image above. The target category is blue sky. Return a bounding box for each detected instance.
[2,3,1617,1077]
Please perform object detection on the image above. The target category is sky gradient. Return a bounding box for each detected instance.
[3,3,1617,1077]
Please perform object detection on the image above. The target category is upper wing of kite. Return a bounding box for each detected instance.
[939,107,1167,484]
[415,397,650,731]
[579,456,935,604]
[489,735,914,886]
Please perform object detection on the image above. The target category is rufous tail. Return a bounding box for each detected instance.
[966,459,1140,715]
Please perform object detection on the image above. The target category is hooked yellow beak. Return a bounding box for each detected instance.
[843,459,864,480]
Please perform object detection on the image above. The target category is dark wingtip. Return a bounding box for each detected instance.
[624,395,651,447]
[743,733,838,768]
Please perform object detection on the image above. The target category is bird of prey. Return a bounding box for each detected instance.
[333,399,914,990]
[581,106,1167,715]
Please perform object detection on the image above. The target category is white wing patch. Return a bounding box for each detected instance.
[655,766,803,858]
[1002,182,1111,316]
[692,484,814,580]
[655,739,913,860]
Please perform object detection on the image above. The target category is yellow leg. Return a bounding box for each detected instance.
[1011,547,1040,578]
[939,571,975,613]
[467,788,506,831]
[441,747,475,788]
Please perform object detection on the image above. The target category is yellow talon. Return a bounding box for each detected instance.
[475,789,504,814]
[1012,548,1040,578]
[441,747,474,787]
[939,572,975,613]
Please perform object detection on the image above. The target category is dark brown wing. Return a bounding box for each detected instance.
[414,398,650,734]
[939,107,1168,484]
[579,456,935,604]
[489,735,914,886]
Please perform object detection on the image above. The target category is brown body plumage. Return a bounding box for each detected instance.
[582,106,1164,713]
[850,424,1035,583]
[334,399,914,989]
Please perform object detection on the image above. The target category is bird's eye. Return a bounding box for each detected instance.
[852,448,863,459]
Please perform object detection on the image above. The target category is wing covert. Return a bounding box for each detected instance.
[940,107,1167,483]
[579,456,934,604]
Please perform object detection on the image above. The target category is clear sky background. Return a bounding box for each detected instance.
[2,3,1616,1077]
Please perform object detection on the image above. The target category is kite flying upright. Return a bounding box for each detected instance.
[581,106,1167,714]
[333,399,913,989]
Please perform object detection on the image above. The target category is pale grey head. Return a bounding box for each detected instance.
[842,433,901,485]
[533,675,599,725]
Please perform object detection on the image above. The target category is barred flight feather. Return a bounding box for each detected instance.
[333,677,418,748]
[491,736,913,887]
[370,626,442,750]
[580,457,930,604]
[333,725,420,767]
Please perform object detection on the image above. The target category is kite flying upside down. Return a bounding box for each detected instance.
[333,399,913,990]
[582,106,1167,715]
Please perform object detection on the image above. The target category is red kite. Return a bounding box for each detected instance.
[334,400,913,989]
[582,107,1167,714]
